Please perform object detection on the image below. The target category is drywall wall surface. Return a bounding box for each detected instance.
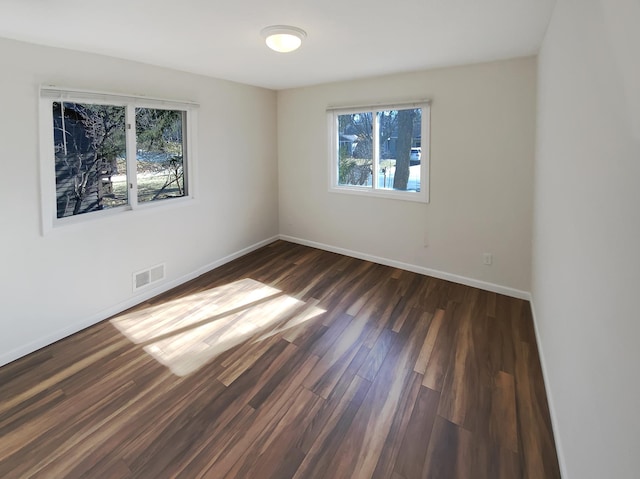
[278,57,536,293]
[533,0,640,477]
[0,37,278,364]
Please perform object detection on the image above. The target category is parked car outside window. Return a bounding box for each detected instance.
[410,147,421,165]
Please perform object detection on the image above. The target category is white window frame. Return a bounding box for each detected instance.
[39,86,198,234]
[328,101,430,203]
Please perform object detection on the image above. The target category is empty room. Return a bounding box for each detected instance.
[0,0,638,478]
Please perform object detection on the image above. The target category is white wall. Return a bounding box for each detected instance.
[0,37,278,365]
[533,0,640,477]
[278,58,536,295]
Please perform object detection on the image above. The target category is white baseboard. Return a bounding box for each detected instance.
[279,234,531,300]
[0,236,279,368]
[528,297,567,479]
[1,233,530,368]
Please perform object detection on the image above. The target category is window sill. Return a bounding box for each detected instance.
[44,195,197,235]
[329,185,429,203]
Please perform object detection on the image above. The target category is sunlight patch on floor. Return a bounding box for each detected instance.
[110,278,325,376]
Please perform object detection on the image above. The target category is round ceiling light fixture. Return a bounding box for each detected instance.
[261,25,307,53]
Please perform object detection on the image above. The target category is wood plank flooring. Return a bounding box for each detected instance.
[0,240,561,478]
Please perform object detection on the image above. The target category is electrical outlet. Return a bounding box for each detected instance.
[483,253,493,265]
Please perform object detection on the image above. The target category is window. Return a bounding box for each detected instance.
[329,102,430,202]
[40,87,197,230]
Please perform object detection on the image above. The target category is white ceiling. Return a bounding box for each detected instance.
[0,0,556,90]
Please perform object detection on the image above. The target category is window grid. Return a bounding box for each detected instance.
[329,102,430,203]
[39,88,197,232]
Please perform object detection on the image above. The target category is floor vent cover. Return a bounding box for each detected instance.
[133,264,165,291]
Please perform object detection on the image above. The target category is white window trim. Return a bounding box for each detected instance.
[38,86,199,234]
[328,101,430,203]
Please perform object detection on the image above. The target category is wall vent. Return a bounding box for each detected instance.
[133,264,165,291]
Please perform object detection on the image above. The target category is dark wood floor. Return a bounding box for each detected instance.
[0,240,561,478]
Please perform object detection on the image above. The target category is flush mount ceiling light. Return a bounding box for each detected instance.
[261,25,307,53]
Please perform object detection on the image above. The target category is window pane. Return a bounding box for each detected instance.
[53,102,127,218]
[377,108,422,192]
[337,112,373,187]
[135,108,186,203]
